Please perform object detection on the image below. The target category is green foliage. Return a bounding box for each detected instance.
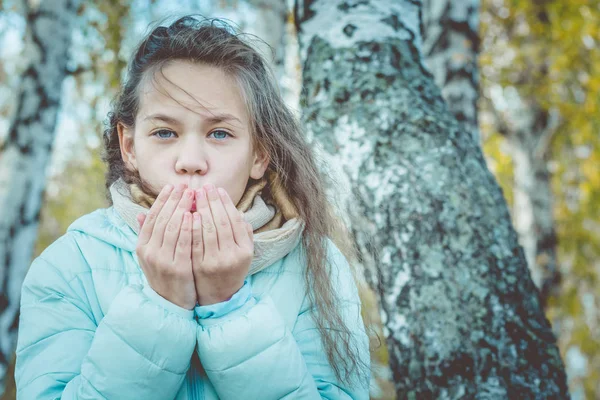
[481,0,600,398]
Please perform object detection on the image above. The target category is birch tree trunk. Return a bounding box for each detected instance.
[244,0,288,80]
[423,0,559,308]
[486,2,562,307]
[422,0,480,144]
[0,0,81,393]
[483,29,560,311]
[423,0,559,309]
[494,102,560,309]
[294,0,569,398]
[242,0,301,111]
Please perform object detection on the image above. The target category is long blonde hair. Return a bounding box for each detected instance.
[101,15,373,386]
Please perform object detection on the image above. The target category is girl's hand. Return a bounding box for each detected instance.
[136,183,197,310]
[192,184,254,306]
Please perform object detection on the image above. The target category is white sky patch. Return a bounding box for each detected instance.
[566,346,588,378]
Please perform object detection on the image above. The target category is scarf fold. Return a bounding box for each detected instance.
[110,171,305,275]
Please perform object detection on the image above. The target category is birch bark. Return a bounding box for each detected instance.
[295,0,569,397]
[0,0,82,393]
[422,0,481,143]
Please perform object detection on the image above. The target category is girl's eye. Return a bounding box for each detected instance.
[151,129,232,140]
[152,129,176,139]
[209,130,232,140]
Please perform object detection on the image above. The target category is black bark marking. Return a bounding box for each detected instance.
[381,13,401,32]
[343,23,357,37]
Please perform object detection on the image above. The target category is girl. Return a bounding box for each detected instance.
[15,15,371,399]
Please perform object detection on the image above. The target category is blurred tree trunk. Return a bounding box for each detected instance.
[245,0,288,80]
[214,0,294,104]
[480,1,600,396]
[422,0,480,144]
[484,6,560,309]
[294,0,569,398]
[423,0,559,309]
[239,0,301,109]
[0,0,82,395]
[493,100,560,309]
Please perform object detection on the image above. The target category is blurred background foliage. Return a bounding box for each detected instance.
[0,0,598,399]
[480,0,600,398]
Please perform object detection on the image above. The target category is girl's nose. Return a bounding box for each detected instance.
[175,138,208,174]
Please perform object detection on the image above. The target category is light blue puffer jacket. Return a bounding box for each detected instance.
[15,206,370,399]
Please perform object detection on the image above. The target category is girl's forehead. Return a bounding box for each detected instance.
[136,65,248,124]
[137,94,249,134]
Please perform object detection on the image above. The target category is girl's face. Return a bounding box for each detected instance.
[117,60,268,207]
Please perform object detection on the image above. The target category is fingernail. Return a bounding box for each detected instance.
[218,187,227,197]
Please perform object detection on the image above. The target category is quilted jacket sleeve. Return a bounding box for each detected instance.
[194,278,252,319]
[195,238,371,399]
[15,254,197,399]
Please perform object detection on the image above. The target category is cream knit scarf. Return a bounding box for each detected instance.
[110,171,305,275]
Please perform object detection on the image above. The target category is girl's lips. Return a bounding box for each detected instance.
[191,200,197,212]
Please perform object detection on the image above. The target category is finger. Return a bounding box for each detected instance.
[245,221,254,249]
[195,187,218,258]
[138,184,173,246]
[205,185,234,250]
[174,211,192,264]
[163,188,195,260]
[149,183,187,249]
[137,213,146,229]
[191,212,203,262]
[217,187,248,247]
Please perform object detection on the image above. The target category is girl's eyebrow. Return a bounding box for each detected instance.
[143,113,242,126]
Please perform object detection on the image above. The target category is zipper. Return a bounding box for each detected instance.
[190,365,198,400]
[186,366,192,400]
[188,354,204,400]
